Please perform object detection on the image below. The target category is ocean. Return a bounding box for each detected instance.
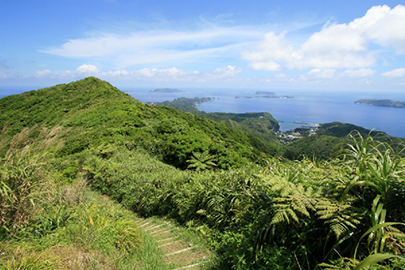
[124,88,405,138]
[1,86,404,138]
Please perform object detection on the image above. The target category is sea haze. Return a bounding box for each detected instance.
[126,88,405,139]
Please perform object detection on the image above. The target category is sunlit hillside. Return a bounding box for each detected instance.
[1,78,404,269]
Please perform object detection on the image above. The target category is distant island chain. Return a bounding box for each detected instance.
[150,88,183,93]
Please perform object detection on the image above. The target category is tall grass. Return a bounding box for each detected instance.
[0,126,144,269]
[0,125,60,239]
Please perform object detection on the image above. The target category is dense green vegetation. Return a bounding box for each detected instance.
[355,99,405,108]
[1,77,405,269]
[0,77,276,170]
[154,97,281,146]
[285,122,405,160]
[154,97,214,114]
[153,97,405,161]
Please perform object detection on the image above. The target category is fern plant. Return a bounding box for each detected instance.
[270,181,317,226]
[316,198,362,240]
[186,150,217,171]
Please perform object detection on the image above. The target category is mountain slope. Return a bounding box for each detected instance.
[285,122,405,159]
[154,97,281,145]
[2,78,405,270]
[0,77,275,169]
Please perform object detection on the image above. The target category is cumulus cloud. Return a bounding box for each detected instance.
[341,68,375,78]
[33,64,242,83]
[274,73,286,79]
[243,5,405,72]
[305,69,336,80]
[299,68,376,82]
[242,32,294,71]
[382,68,405,77]
[352,5,405,54]
[126,67,199,81]
[210,65,241,79]
[76,64,100,74]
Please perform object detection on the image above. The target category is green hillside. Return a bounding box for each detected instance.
[285,122,405,160]
[1,77,405,269]
[153,97,405,161]
[154,97,281,145]
[0,77,277,170]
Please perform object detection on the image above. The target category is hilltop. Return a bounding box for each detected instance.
[0,77,277,169]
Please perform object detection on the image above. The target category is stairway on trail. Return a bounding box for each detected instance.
[134,216,212,270]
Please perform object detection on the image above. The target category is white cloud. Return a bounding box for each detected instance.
[242,32,294,71]
[243,5,405,72]
[33,65,100,79]
[351,5,405,54]
[299,68,375,81]
[76,64,100,74]
[35,70,52,77]
[33,65,242,83]
[128,67,199,81]
[211,65,241,79]
[243,30,375,70]
[41,26,263,69]
[382,68,405,77]
[274,73,286,79]
[307,69,336,79]
[341,68,375,78]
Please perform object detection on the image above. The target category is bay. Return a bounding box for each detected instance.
[1,86,404,139]
[125,88,405,139]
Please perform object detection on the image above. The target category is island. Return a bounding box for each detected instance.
[256,91,275,95]
[150,88,183,93]
[236,94,294,99]
[256,95,294,99]
[354,99,405,108]
[236,95,293,99]
[255,91,293,99]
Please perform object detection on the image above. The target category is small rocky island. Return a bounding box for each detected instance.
[355,99,405,108]
[150,88,183,93]
[235,91,294,99]
[256,91,275,95]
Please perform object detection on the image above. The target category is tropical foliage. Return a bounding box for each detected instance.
[1,77,404,269]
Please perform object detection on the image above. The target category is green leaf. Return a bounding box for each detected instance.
[353,253,403,270]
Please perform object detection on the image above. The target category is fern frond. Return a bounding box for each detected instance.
[316,198,362,239]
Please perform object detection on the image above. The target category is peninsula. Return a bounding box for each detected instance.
[354,99,405,108]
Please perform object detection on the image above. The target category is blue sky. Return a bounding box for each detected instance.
[1,0,405,92]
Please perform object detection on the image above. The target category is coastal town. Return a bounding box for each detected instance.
[277,122,320,144]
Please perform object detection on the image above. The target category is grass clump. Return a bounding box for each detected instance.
[0,126,143,269]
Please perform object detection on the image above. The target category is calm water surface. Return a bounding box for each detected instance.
[126,88,405,138]
[1,87,404,138]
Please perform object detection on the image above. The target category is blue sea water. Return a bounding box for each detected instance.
[124,88,405,138]
[1,86,404,138]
